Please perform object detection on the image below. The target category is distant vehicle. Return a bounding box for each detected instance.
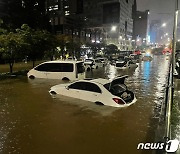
[95,57,108,66]
[115,61,128,69]
[142,56,153,61]
[66,56,77,61]
[162,48,172,55]
[27,60,85,81]
[110,59,117,65]
[129,54,141,63]
[49,75,137,108]
[133,50,141,55]
[128,61,138,68]
[115,60,137,69]
[84,59,100,71]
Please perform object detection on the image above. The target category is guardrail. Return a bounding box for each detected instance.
[164,62,174,150]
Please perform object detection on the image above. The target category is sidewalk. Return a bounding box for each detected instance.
[171,78,180,153]
[0,61,45,73]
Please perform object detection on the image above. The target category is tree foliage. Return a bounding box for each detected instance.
[0,32,25,73]
[0,24,84,73]
[105,44,118,54]
[17,24,57,67]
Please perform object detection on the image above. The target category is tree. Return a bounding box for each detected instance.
[0,32,25,73]
[43,33,58,60]
[17,24,55,67]
[105,44,118,55]
[56,34,72,57]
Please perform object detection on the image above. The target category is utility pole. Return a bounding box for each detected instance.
[172,0,179,76]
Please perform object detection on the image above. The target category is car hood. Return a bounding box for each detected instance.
[50,83,69,90]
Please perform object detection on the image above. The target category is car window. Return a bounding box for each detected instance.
[85,82,101,93]
[35,63,74,72]
[68,82,85,90]
[69,82,101,93]
[116,62,126,67]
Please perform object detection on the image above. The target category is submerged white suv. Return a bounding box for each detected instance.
[27,60,85,81]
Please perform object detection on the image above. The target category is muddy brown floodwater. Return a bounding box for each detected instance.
[0,55,170,154]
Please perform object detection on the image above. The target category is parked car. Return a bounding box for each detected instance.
[115,60,138,69]
[128,61,138,68]
[142,56,153,61]
[115,61,129,69]
[66,56,77,61]
[49,75,137,108]
[95,58,108,66]
[129,54,142,63]
[84,59,100,71]
[27,60,85,81]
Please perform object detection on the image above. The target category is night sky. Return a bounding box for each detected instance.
[137,0,178,35]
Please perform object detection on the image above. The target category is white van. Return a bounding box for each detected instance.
[27,60,85,81]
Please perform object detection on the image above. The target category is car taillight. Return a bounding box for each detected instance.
[113,98,125,105]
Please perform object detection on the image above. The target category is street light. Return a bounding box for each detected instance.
[162,23,167,27]
[111,26,117,32]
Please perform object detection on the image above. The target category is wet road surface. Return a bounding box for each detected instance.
[0,55,171,154]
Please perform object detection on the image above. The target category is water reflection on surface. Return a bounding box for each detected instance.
[0,55,171,154]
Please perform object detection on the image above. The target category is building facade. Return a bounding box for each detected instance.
[46,0,90,42]
[46,0,135,50]
[83,0,134,50]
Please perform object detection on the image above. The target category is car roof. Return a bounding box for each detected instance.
[77,78,110,85]
[43,60,83,64]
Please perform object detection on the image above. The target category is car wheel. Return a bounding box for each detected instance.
[95,101,104,106]
[29,75,35,79]
[62,77,70,81]
[50,91,57,95]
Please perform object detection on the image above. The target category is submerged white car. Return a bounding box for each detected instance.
[49,75,137,108]
[84,59,99,71]
[27,60,85,81]
[115,60,138,69]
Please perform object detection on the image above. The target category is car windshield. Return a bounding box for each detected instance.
[116,62,126,67]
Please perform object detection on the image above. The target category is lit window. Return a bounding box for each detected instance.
[65,11,70,16]
[64,6,69,8]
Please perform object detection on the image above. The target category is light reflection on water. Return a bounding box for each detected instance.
[0,55,171,154]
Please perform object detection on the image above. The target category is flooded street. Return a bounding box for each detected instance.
[0,55,170,154]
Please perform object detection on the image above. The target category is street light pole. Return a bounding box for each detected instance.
[172,0,179,76]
